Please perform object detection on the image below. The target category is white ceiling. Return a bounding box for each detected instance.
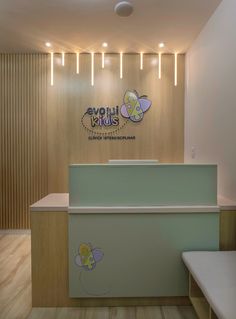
[0,0,221,53]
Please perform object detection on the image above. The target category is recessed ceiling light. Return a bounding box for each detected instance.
[114,1,133,17]
[45,42,52,48]
[102,42,108,48]
[159,42,165,48]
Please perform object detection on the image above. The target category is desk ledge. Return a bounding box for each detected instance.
[30,193,236,212]
[68,206,220,214]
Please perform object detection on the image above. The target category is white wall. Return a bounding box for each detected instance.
[185,0,236,199]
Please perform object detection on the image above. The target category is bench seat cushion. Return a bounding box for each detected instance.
[182,251,236,319]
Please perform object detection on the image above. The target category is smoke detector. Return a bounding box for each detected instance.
[114,1,133,17]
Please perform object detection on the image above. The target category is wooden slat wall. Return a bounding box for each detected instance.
[0,54,48,229]
[0,53,185,228]
[47,53,185,193]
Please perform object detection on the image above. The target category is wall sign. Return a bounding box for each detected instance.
[81,90,152,140]
[120,90,151,122]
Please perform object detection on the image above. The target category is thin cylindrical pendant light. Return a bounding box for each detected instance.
[50,52,54,86]
[174,53,178,86]
[76,53,80,74]
[102,52,105,69]
[120,52,123,79]
[61,52,65,66]
[140,52,143,70]
[91,52,94,86]
[158,53,162,79]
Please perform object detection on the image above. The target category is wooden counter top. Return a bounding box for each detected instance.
[30,193,69,211]
[30,193,236,213]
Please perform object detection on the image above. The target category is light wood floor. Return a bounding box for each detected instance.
[0,234,197,319]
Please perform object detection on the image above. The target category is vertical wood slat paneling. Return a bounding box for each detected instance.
[0,54,48,229]
[0,53,185,229]
[47,53,185,193]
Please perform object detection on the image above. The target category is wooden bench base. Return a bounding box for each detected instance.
[189,273,218,319]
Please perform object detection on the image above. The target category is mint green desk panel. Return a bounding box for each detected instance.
[69,212,219,297]
[69,165,217,206]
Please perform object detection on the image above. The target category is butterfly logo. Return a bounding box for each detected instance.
[75,243,104,271]
[120,90,152,122]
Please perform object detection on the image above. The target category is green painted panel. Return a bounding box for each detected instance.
[69,212,219,297]
[69,164,217,206]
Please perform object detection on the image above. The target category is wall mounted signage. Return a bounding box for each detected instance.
[120,90,151,122]
[82,90,152,140]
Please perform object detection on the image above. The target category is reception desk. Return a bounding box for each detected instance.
[68,164,218,298]
[30,164,236,306]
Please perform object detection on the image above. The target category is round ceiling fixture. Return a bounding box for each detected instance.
[114,1,133,17]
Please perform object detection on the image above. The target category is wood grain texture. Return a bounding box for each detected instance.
[0,54,48,229]
[31,210,190,307]
[190,298,209,319]
[0,234,31,319]
[31,211,69,307]
[220,211,236,250]
[0,234,197,319]
[27,306,197,319]
[136,306,163,319]
[189,274,204,298]
[210,308,218,319]
[178,306,198,319]
[162,306,197,319]
[188,272,219,319]
[1,53,185,228]
[47,53,185,193]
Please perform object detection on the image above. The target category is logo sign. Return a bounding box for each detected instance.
[81,90,152,138]
[121,90,151,122]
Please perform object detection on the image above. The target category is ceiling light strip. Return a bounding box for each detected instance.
[91,52,94,86]
[174,53,178,86]
[140,52,143,70]
[76,53,80,74]
[50,52,54,86]
[158,53,162,79]
[62,52,65,66]
[120,52,123,79]
[102,52,105,69]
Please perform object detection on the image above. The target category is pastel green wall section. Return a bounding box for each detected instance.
[69,164,217,206]
[69,212,219,297]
